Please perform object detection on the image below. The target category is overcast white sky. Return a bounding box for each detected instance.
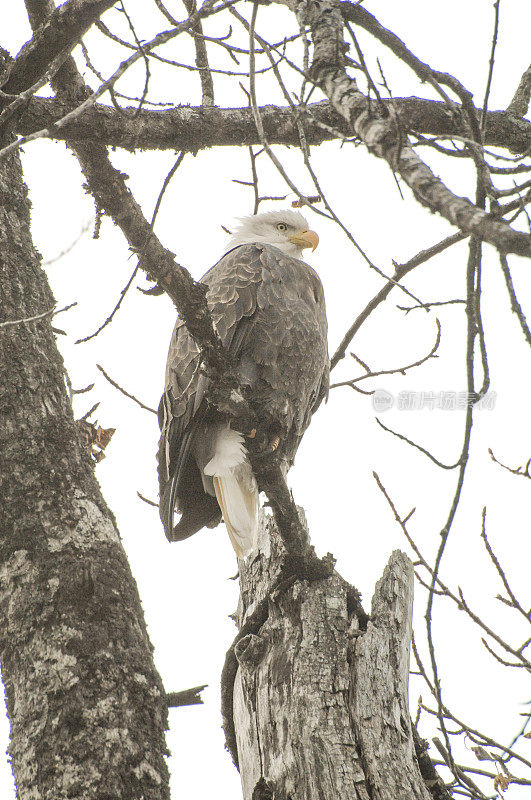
[3,1,531,797]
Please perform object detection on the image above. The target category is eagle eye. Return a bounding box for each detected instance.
[276,222,288,232]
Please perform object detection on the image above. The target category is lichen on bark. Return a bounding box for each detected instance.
[0,146,171,799]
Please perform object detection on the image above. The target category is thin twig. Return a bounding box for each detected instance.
[375,417,460,470]
[481,0,501,135]
[412,638,531,772]
[0,302,77,329]
[75,265,139,344]
[488,447,531,480]
[398,299,465,314]
[331,318,441,389]
[43,221,93,266]
[499,253,531,347]
[79,402,100,422]
[0,0,240,161]
[119,0,151,116]
[480,507,529,619]
[182,0,215,106]
[330,232,467,370]
[137,491,158,507]
[433,738,489,799]
[97,365,157,414]
[76,152,186,343]
[244,3,334,218]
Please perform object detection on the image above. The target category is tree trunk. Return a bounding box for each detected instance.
[224,513,433,800]
[0,147,170,798]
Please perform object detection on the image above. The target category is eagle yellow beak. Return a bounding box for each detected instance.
[289,229,319,251]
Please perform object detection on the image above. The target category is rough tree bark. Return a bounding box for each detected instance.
[222,514,443,800]
[14,96,531,154]
[0,145,170,798]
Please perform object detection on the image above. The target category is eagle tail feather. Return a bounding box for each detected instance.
[204,426,258,558]
[213,475,258,559]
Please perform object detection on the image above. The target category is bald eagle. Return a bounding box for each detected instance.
[158,210,329,558]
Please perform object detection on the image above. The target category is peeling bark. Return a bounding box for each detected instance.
[0,148,170,798]
[351,552,429,800]
[227,515,434,800]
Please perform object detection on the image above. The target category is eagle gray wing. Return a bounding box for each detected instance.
[158,243,329,541]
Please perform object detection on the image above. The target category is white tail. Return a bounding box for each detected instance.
[204,427,258,558]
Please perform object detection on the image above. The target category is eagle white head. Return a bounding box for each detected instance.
[226,209,319,259]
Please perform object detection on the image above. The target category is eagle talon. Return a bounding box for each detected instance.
[270,436,280,452]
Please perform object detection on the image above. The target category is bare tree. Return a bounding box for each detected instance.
[1,1,531,798]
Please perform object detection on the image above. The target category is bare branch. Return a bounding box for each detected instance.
[499,253,531,347]
[457,588,531,671]
[245,2,326,213]
[375,417,460,471]
[3,0,115,100]
[481,638,526,669]
[117,0,151,117]
[480,507,529,619]
[166,685,207,707]
[480,0,501,134]
[398,299,466,314]
[96,365,157,415]
[75,265,140,344]
[433,738,489,799]
[412,640,531,772]
[330,231,466,370]
[137,491,158,507]
[340,2,458,111]
[488,447,531,480]
[299,0,531,258]
[330,318,441,390]
[0,301,77,328]
[42,219,93,265]
[237,5,410,296]
[182,0,215,106]
[14,94,531,154]
[1,0,242,161]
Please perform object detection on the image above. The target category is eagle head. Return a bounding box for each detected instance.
[226,209,319,259]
